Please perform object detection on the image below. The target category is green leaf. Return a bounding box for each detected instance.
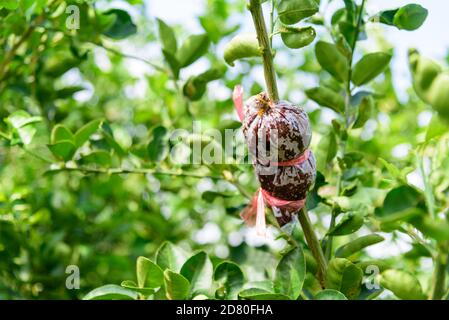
[202,191,234,202]
[380,269,426,300]
[280,26,316,49]
[55,86,85,99]
[120,280,156,296]
[157,18,177,54]
[183,65,226,101]
[214,261,244,300]
[335,234,385,258]
[180,251,213,296]
[75,119,103,148]
[372,4,428,31]
[136,256,164,289]
[377,185,422,218]
[51,125,74,144]
[238,288,291,300]
[277,0,319,25]
[370,9,398,26]
[164,270,190,300]
[274,247,306,299]
[427,72,449,119]
[409,50,442,106]
[352,94,374,128]
[393,4,428,31]
[0,0,19,10]
[352,53,392,86]
[5,111,42,145]
[223,33,261,67]
[176,34,210,68]
[79,150,111,166]
[315,131,337,173]
[148,125,169,162]
[426,115,448,142]
[48,140,77,161]
[315,41,349,82]
[101,122,126,156]
[156,242,187,272]
[326,258,363,299]
[315,289,348,300]
[102,9,137,39]
[305,86,344,113]
[328,212,364,236]
[162,49,180,79]
[409,216,449,242]
[83,284,138,300]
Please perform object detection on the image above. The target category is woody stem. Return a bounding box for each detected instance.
[248,0,279,103]
[298,208,327,288]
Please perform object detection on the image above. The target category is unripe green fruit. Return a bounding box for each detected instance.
[379,269,426,300]
[428,72,449,118]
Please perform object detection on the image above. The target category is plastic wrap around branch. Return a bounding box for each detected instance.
[233,85,308,236]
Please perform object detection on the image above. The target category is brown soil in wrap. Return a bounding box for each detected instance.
[241,92,316,225]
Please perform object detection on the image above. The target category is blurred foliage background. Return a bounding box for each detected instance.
[1,0,449,299]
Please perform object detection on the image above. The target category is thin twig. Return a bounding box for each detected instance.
[298,208,327,288]
[248,0,279,102]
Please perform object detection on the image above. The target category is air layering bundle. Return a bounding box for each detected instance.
[233,86,316,234]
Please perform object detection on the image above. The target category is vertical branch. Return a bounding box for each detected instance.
[431,249,448,300]
[248,0,279,103]
[298,208,327,287]
[325,0,366,261]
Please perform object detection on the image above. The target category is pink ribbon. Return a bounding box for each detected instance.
[233,85,308,236]
[233,85,244,122]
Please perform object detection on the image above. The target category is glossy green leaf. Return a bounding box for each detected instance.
[315,41,348,82]
[183,65,226,101]
[164,270,190,300]
[0,0,19,10]
[352,53,392,86]
[409,216,449,242]
[326,258,363,299]
[83,284,138,300]
[328,212,364,236]
[48,140,76,161]
[280,26,316,49]
[223,33,260,67]
[274,247,306,299]
[79,150,111,166]
[238,288,291,300]
[101,122,126,156]
[335,234,385,258]
[315,289,347,300]
[137,256,164,289]
[157,18,177,54]
[120,280,156,295]
[377,185,422,218]
[380,270,426,300]
[315,131,337,172]
[372,4,428,31]
[393,4,428,31]
[277,0,319,25]
[426,115,448,142]
[156,242,187,272]
[353,94,374,128]
[102,9,137,39]
[75,119,103,148]
[51,125,74,144]
[305,86,344,113]
[148,125,169,162]
[180,251,213,296]
[214,261,244,300]
[162,49,180,79]
[176,34,210,68]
